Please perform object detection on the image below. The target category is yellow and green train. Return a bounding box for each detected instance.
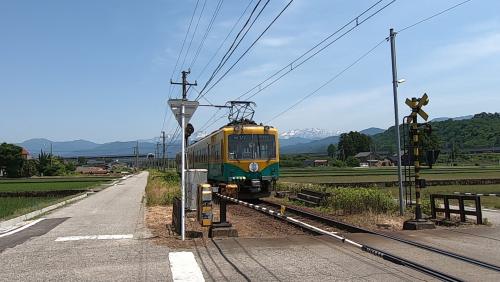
[179,124,279,199]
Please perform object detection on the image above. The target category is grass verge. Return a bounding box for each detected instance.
[145,169,180,206]
[0,195,79,220]
[0,181,106,192]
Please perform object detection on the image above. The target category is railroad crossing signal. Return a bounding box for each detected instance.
[405,93,429,121]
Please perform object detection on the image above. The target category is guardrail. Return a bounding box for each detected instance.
[430,194,482,224]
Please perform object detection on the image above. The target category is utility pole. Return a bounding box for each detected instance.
[135,141,139,170]
[170,70,197,241]
[156,142,161,169]
[390,28,405,216]
[161,131,166,171]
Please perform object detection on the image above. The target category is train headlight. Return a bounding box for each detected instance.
[249,162,259,172]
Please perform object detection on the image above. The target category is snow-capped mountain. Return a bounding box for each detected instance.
[279,128,339,140]
[193,131,209,140]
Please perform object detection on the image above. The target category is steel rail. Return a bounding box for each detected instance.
[216,193,462,282]
[260,199,500,273]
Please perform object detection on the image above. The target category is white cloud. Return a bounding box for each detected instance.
[239,63,277,77]
[413,32,500,73]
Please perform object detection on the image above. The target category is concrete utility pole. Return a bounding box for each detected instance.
[170,70,197,241]
[135,141,139,170]
[390,28,405,216]
[156,142,161,169]
[161,131,166,171]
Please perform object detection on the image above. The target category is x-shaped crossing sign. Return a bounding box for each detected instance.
[405,93,429,121]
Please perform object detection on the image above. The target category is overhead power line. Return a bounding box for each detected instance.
[196,0,256,81]
[168,0,201,99]
[397,0,472,33]
[266,0,473,123]
[189,0,225,70]
[180,0,207,71]
[266,39,386,123]
[196,0,269,97]
[199,0,295,98]
[230,0,395,102]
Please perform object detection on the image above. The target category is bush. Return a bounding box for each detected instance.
[145,169,180,206]
[277,182,397,214]
[345,156,360,167]
[327,188,397,214]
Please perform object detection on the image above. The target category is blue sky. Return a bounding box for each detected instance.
[1,0,499,143]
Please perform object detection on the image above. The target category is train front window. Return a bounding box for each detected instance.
[228,134,276,160]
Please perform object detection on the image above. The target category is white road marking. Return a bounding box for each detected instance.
[169,251,205,282]
[0,218,46,238]
[55,234,133,242]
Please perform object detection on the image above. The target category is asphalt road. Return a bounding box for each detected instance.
[0,172,171,281]
[1,172,482,281]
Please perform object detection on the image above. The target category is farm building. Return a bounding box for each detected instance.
[303,159,329,167]
[354,152,381,167]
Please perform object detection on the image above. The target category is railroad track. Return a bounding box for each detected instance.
[259,199,500,273]
[216,193,500,282]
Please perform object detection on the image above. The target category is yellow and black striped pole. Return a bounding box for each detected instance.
[410,98,423,220]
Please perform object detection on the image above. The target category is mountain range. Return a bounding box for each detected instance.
[16,127,384,157]
[14,113,486,157]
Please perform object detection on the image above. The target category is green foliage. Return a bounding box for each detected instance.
[37,151,73,176]
[327,188,397,214]
[21,159,38,177]
[327,144,337,158]
[278,182,397,214]
[345,156,360,167]
[77,157,87,165]
[373,112,500,152]
[146,169,180,206]
[337,131,372,160]
[0,143,24,177]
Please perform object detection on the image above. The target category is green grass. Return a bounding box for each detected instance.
[145,169,180,206]
[387,184,500,209]
[0,176,116,183]
[280,166,500,183]
[0,196,69,220]
[0,181,107,192]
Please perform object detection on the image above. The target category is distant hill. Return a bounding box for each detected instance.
[281,135,340,154]
[360,127,385,136]
[430,115,473,122]
[17,139,181,157]
[373,112,500,152]
[279,137,313,147]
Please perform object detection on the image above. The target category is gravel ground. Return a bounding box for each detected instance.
[145,203,309,249]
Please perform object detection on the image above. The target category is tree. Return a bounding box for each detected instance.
[21,159,38,177]
[337,131,372,160]
[0,143,24,177]
[327,144,337,158]
[77,156,87,165]
[346,156,360,167]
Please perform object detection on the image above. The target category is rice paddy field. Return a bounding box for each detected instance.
[0,177,115,220]
[280,166,500,183]
[279,166,500,209]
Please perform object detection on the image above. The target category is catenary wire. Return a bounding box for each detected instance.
[199,0,294,98]
[179,0,207,71]
[196,0,256,81]
[196,0,268,97]
[266,39,386,123]
[228,0,394,102]
[189,0,225,70]
[168,0,201,99]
